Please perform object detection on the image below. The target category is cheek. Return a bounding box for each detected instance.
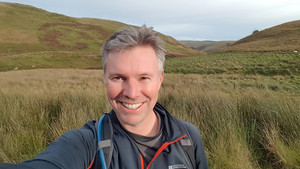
[142,84,160,97]
[106,83,121,98]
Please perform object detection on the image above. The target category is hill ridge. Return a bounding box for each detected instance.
[220,20,300,52]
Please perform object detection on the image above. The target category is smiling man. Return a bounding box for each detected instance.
[0,25,209,169]
[104,45,163,137]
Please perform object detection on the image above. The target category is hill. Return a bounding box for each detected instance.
[179,40,215,48]
[219,20,300,52]
[180,40,235,53]
[0,2,204,71]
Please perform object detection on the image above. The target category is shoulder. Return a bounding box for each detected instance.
[176,119,209,168]
[44,120,98,152]
[179,120,200,136]
[178,120,203,144]
[77,120,98,138]
[59,120,97,143]
[21,120,98,169]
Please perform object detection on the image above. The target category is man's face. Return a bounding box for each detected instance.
[104,45,164,127]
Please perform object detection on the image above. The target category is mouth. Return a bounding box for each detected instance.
[122,102,143,109]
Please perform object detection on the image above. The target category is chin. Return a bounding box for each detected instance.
[119,114,145,126]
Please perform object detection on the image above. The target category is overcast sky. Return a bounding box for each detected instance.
[2,0,300,41]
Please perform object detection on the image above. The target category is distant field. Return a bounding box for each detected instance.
[179,40,215,48]
[165,52,300,77]
[180,40,235,53]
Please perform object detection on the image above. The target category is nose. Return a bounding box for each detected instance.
[123,79,139,99]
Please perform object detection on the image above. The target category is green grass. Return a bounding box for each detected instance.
[165,52,300,76]
[2,51,300,78]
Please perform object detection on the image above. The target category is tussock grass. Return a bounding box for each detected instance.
[0,69,110,162]
[160,74,300,168]
[1,69,300,168]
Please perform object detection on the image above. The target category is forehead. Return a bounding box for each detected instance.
[108,45,157,61]
[106,46,159,74]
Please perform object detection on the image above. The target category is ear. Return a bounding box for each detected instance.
[103,72,107,85]
[158,71,164,89]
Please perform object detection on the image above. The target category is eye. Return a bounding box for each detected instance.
[111,76,123,82]
[113,77,121,80]
[140,76,150,82]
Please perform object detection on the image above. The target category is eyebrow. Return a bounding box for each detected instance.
[107,73,123,78]
[138,72,156,78]
[108,72,154,78]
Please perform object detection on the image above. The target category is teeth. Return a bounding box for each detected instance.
[122,103,142,109]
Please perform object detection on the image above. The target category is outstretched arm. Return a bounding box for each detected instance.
[0,121,98,169]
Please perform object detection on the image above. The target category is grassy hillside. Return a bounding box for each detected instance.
[220,20,300,52]
[0,2,205,72]
[181,40,235,53]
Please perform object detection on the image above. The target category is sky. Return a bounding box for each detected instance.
[2,0,300,41]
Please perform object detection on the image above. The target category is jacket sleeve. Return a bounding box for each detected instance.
[182,121,209,169]
[0,120,98,169]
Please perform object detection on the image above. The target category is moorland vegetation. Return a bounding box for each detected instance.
[0,2,300,169]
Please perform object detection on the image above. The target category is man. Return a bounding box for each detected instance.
[0,25,209,169]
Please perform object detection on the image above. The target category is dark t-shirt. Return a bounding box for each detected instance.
[125,111,164,166]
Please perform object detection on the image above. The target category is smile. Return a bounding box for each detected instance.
[122,102,142,109]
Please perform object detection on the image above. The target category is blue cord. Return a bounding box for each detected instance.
[97,114,107,169]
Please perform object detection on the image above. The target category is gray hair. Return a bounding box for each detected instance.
[101,25,166,74]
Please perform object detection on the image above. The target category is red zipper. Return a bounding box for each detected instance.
[87,159,94,169]
[140,134,187,169]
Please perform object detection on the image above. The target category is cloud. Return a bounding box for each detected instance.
[3,0,300,40]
